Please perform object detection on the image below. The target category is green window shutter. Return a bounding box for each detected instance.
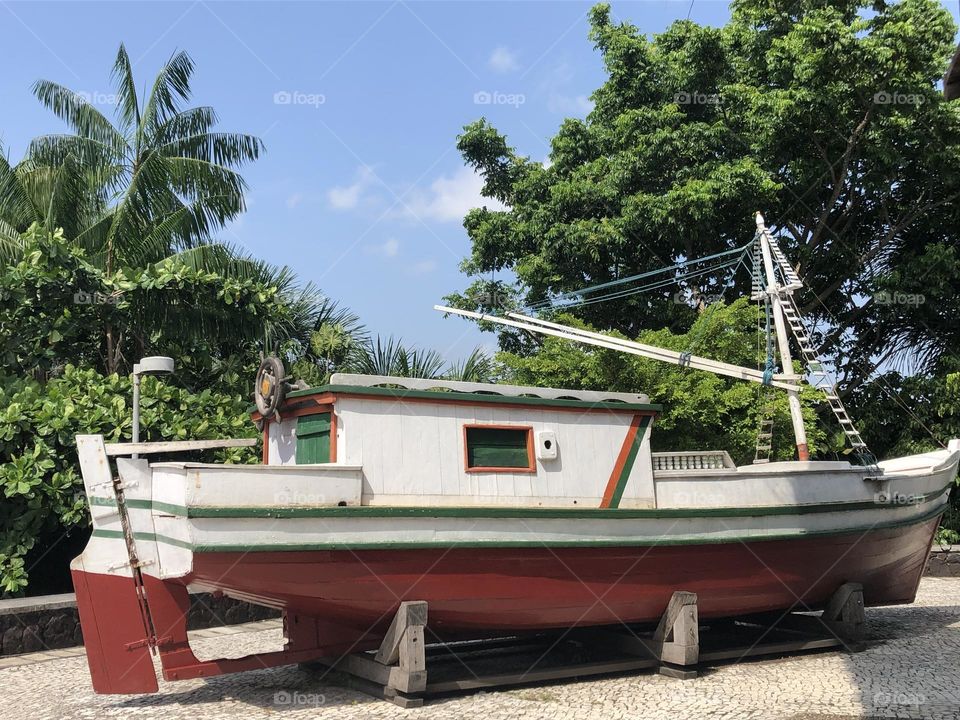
[465,427,530,469]
[297,413,331,464]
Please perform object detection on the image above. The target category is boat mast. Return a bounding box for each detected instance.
[755,213,810,461]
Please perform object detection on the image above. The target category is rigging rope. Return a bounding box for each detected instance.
[525,242,753,312]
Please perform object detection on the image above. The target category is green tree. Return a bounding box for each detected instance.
[1,46,278,374]
[452,0,960,398]
[0,365,258,594]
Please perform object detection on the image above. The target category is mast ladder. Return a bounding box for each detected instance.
[763,234,878,468]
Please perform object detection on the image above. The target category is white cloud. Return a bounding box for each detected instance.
[547,93,593,115]
[403,166,505,223]
[541,61,593,117]
[364,237,400,258]
[286,192,303,209]
[327,166,378,210]
[488,46,520,73]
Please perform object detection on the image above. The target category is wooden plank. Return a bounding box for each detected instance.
[104,438,257,456]
[700,637,840,662]
[425,656,661,693]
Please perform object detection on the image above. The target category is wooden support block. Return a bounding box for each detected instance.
[375,601,428,665]
[822,582,864,641]
[399,626,426,674]
[659,663,698,680]
[655,591,699,667]
[383,687,424,709]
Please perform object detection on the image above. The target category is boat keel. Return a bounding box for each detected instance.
[72,568,378,693]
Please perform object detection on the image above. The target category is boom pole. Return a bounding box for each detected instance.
[433,307,802,392]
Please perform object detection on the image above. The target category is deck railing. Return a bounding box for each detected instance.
[652,451,736,471]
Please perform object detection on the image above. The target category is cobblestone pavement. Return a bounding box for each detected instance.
[2,577,958,720]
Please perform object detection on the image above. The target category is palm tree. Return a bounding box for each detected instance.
[444,347,495,383]
[349,336,447,379]
[3,46,293,373]
[28,46,262,272]
[345,338,494,383]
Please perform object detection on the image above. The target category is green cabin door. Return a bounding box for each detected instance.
[296,413,331,464]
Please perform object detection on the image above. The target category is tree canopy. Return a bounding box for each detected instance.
[452,0,960,397]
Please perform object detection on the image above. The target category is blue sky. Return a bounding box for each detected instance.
[2,1,957,364]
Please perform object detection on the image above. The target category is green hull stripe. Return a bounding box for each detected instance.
[89,487,950,520]
[91,529,193,549]
[608,416,651,509]
[89,501,948,552]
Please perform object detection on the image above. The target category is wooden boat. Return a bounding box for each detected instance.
[70,214,959,694]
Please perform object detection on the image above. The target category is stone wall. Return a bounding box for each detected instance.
[926,546,959,577]
[0,592,279,657]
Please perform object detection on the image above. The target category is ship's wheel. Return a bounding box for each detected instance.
[254,355,287,423]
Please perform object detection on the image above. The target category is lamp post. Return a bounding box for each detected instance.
[132,356,175,458]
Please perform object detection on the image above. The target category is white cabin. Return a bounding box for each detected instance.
[260,374,662,509]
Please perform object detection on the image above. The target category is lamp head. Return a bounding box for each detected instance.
[133,356,175,377]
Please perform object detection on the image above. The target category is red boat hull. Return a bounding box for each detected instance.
[73,515,939,694]
[189,516,938,634]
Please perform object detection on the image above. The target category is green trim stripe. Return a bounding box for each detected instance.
[608,416,651,509]
[92,529,193,549]
[87,487,950,520]
[89,500,949,552]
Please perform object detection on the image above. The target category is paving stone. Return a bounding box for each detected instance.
[1,578,958,719]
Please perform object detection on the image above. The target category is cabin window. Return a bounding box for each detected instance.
[464,425,534,472]
[297,413,331,464]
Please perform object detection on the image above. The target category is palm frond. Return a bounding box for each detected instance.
[0,154,34,230]
[154,107,218,144]
[30,80,126,150]
[348,336,446,379]
[445,347,495,383]
[141,50,194,134]
[159,132,263,167]
[111,44,141,134]
[0,218,25,263]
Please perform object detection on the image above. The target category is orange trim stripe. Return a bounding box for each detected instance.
[600,415,644,508]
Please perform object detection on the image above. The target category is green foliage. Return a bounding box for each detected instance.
[343,336,495,383]
[0,223,327,390]
[0,365,256,594]
[0,47,369,594]
[498,299,826,465]
[453,0,960,390]
[855,362,960,538]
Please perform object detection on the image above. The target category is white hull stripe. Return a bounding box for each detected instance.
[90,498,948,552]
